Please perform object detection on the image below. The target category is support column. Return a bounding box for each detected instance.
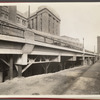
[17,65,22,77]
[59,62,64,70]
[95,56,98,62]
[82,54,85,65]
[91,58,95,64]
[87,58,92,65]
[9,55,13,80]
[42,63,50,74]
[82,60,86,66]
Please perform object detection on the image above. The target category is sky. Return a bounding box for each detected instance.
[1,3,100,52]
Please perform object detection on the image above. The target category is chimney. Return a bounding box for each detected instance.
[8,6,17,23]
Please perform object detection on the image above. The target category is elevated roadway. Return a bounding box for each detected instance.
[0,18,98,81]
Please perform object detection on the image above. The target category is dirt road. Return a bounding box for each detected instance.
[0,61,100,95]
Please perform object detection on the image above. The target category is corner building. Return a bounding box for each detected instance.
[97,36,100,55]
[29,6,61,36]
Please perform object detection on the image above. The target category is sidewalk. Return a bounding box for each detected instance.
[64,60,100,95]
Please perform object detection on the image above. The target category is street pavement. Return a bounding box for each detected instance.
[64,60,100,95]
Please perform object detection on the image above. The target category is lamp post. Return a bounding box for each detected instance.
[94,45,95,54]
[83,38,84,49]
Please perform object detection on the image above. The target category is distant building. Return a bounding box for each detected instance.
[97,36,100,54]
[61,36,83,49]
[61,36,80,43]
[16,11,28,27]
[29,6,60,36]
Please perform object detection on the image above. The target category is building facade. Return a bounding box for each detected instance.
[97,36,100,54]
[16,11,28,27]
[0,6,60,35]
[0,6,28,27]
[29,6,60,35]
[61,36,83,50]
[0,6,17,23]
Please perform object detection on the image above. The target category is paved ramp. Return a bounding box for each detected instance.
[64,60,100,95]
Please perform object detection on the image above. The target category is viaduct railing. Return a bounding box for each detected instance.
[0,18,94,54]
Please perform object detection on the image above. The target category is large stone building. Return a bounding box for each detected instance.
[97,36,100,55]
[0,6,17,23]
[0,6,27,27]
[0,6,60,35]
[29,6,60,35]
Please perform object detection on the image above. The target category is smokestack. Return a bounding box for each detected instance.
[28,5,31,28]
[28,5,30,18]
[9,6,17,23]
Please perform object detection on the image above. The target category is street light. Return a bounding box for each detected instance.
[94,45,95,54]
[83,37,84,50]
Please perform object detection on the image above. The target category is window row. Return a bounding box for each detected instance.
[1,12,9,19]
[1,6,9,12]
[16,16,27,26]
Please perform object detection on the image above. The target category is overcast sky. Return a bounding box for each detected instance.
[2,3,100,52]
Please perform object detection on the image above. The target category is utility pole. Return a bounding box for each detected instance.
[83,38,85,53]
[83,38,85,65]
[83,38,84,49]
[94,45,95,54]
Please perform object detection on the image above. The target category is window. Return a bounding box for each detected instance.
[1,12,8,19]
[5,14,8,19]
[1,13,4,18]
[17,17,20,23]
[40,14,42,31]
[56,21,58,34]
[48,14,51,33]
[53,18,55,34]
[2,6,8,12]
[32,19,34,29]
[22,20,26,26]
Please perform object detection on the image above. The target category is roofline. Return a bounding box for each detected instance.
[17,11,28,19]
[30,8,61,21]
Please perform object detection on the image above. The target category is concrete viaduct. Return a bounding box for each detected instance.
[0,18,97,82]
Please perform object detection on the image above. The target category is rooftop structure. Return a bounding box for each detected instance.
[29,6,60,35]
